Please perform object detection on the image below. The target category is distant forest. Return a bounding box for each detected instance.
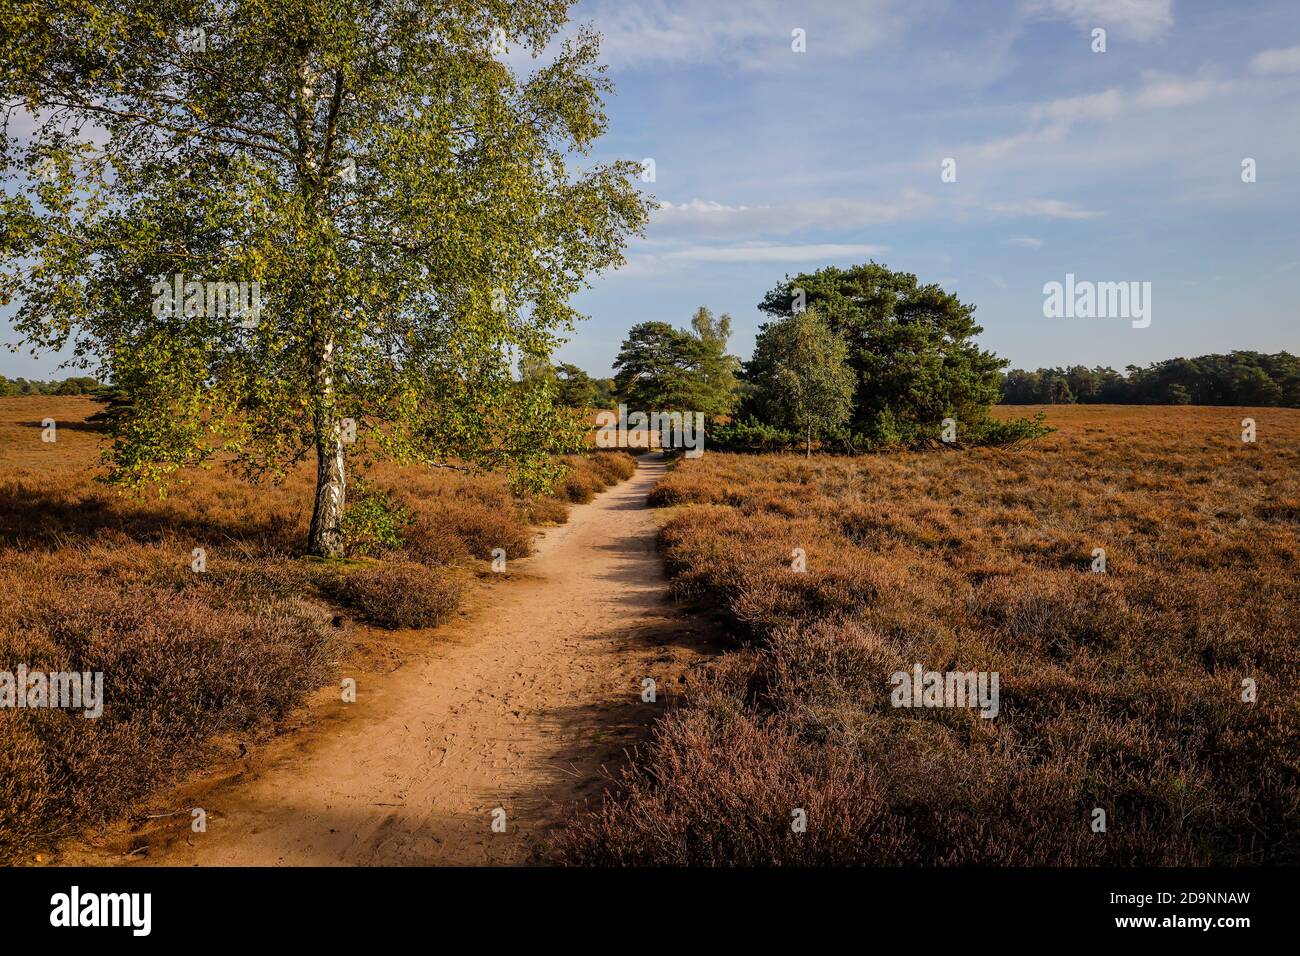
[7,350,1300,409]
[1001,351,1300,407]
[0,375,99,397]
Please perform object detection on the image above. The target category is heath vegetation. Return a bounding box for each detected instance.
[559,405,1300,865]
[0,395,634,862]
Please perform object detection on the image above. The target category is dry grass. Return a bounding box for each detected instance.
[0,396,634,861]
[558,405,1300,865]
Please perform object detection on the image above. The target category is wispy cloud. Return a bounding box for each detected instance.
[664,242,887,263]
[969,69,1232,161]
[980,198,1102,220]
[1023,0,1175,41]
[1250,44,1300,75]
[652,191,1100,241]
[575,0,902,71]
[1005,235,1045,248]
[651,191,936,237]
[658,199,755,215]
[1033,72,1225,123]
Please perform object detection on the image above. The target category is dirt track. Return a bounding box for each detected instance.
[61,455,714,866]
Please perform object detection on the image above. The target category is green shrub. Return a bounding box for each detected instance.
[711,411,1052,454]
[964,412,1055,447]
[338,481,411,557]
[707,417,802,453]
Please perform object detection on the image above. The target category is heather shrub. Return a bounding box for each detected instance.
[330,563,464,629]
[399,452,635,562]
[562,469,602,503]
[586,450,637,484]
[0,555,336,859]
[520,495,571,526]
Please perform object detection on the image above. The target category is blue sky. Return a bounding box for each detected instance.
[4,0,1298,379]
[552,0,1300,377]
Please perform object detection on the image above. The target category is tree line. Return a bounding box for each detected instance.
[0,375,99,397]
[1001,352,1300,407]
[534,262,1050,455]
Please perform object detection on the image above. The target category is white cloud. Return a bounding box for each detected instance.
[651,191,937,237]
[1250,44,1300,75]
[657,198,758,216]
[575,0,903,70]
[652,190,1097,241]
[1132,73,1227,108]
[970,123,1070,160]
[1023,0,1174,41]
[982,198,1102,220]
[1005,235,1045,248]
[664,242,887,263]
[1033,88,1127,123]
[1032,72,1226,124]
[970,70,1230,163]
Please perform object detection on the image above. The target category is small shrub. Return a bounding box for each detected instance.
[562,470,601,503]
[520,495,570,526]
[587,451,637,483]
[338,482,412,558]
[964,411,1054,447]
[708,416,801,453]
[560,451,637,502]
[331,563,463,629]
[440,501,536,561]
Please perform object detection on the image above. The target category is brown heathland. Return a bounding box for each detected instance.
[56,454,715,866]
[558,405,1300,865]
[0,395,635,862]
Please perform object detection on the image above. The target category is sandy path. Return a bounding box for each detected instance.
[61,455,714,866]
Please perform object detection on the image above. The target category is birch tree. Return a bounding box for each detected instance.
[0,0,650,555]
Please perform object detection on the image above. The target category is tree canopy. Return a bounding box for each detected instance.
[745,308,854,457]
[759,263,1004,441]
[612,308,740,418]
[1001,353,1300,407]
[553,363,614,409]
[516,357,613,409]
[0,0,650,555]
[0,374,99,396]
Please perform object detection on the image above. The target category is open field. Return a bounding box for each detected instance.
[559,405,1300,865]
[0,396,635,863]
[5,399,1298,867]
